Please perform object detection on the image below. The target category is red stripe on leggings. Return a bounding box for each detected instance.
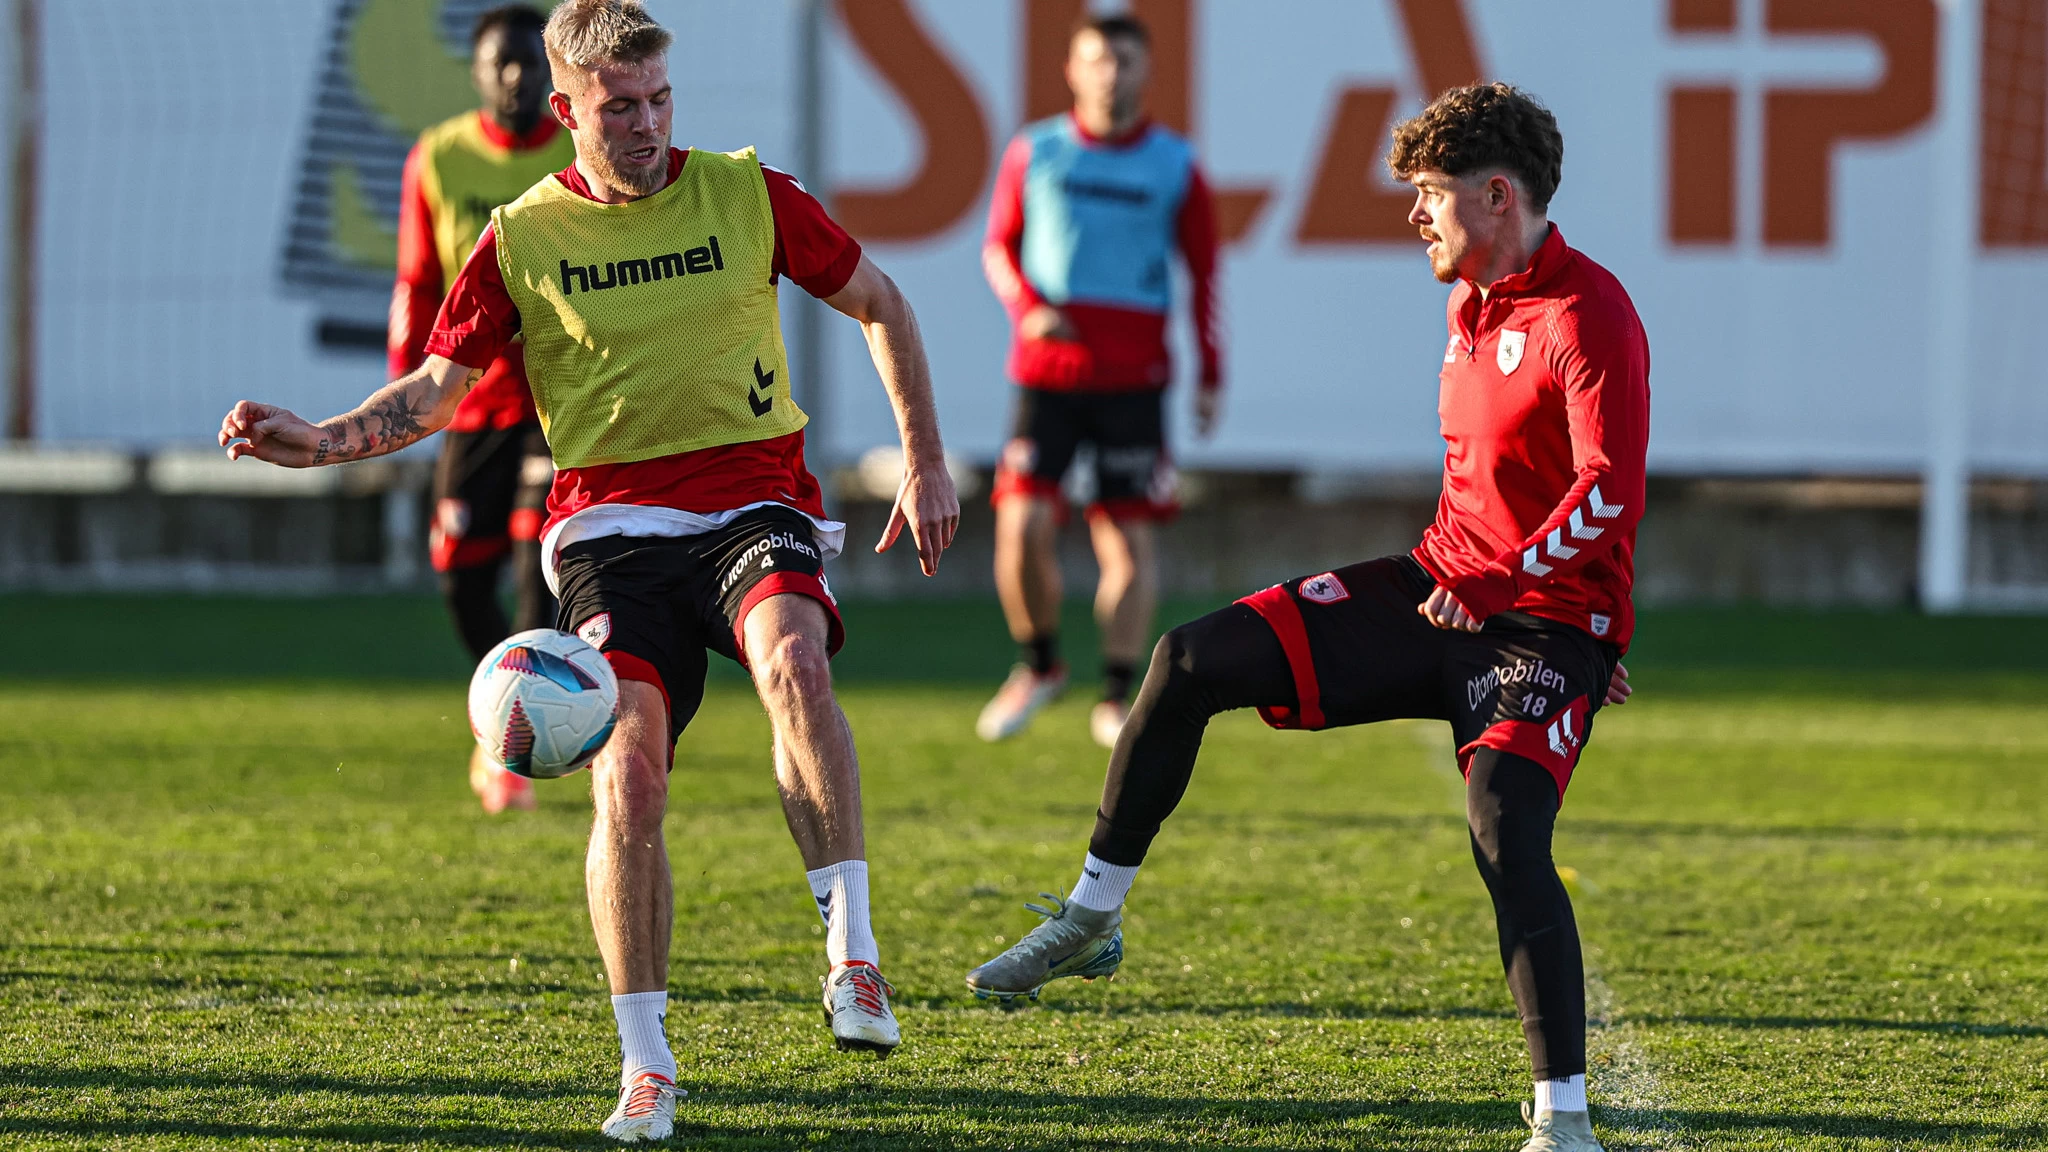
[1236,584,1323,730]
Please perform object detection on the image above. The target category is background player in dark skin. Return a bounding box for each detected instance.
[968,85,1643,1152]
[391,7,568,813]
[476,8,551,138]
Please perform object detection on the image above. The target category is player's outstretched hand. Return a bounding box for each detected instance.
[1605,661,1631,706]
[1418,584,1482,632]
[875,455,961,577]
[219,401,325,468]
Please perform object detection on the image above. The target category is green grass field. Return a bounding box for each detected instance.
[3,597,2046,1149]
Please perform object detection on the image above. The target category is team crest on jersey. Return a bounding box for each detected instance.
[1299,573,1350,604]
[1497,330,1527,375]
[1589,613,1611,637]
[576,613,612,650]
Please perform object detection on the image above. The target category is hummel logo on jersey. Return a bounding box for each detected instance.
[1063,177,1151,206]
[577,613,611,649]
[559,236,725,296]
[1522,485,1627,577]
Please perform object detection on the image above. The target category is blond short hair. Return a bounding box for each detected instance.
[544,0,672,86]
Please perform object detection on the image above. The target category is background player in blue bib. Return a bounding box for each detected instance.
[978,12,1224,749]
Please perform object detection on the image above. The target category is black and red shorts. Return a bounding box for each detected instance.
[429,423,552,572]
[991,386,1177,522]
[552,505,845,741]
[1238,556,1620,800]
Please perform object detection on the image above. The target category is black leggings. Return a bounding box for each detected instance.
[441,537,556,662]
[1089,603,1587,1081]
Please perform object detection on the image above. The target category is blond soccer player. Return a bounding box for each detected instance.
[220,1,957,1142]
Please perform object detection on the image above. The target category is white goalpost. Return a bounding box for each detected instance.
[1918,0,1978,613]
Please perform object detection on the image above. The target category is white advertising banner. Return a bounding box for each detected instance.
[820,0,2048,475]
[22,0,2048,477]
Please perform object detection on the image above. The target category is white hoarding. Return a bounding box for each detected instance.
[821,0,2048,475]
[21,0,2048,478]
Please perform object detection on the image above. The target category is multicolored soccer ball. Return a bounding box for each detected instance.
[467,629,619,779]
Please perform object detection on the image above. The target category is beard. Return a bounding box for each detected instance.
[582,135,671,198]
[1423,231,1461,284]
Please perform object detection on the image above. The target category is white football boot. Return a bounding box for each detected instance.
[822,960,900,1056]
[965,892,1123,1003]
[1518,1102,1605,1151]
[1089,699,1129,749]
[601,1071,683,1144]
[976,664,1069,742]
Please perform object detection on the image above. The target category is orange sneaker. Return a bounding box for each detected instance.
[469,747,536,813]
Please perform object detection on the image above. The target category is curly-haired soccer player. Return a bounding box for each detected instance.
[968,83,1647,1152]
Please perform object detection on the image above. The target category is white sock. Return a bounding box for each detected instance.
[805,859,880,967]
[1068,853,1139,912]
[611,991,676,1087]
[1534,1075,1587,1113]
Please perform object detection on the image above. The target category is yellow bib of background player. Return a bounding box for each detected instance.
[493,148,806,469]
[416,114,575,296]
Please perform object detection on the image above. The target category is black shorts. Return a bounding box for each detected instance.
[992,386,1176,521]
[552,506,845,740]
[430,423,552,572]
[1239,556,1620,799]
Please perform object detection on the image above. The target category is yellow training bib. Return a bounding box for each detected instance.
[493,148,806,468]
[415,113,576,296]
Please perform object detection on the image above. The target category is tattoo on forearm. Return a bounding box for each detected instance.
[314,386,436,464]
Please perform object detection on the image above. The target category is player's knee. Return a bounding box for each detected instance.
[753,630,833,709]
[593,744,667,834]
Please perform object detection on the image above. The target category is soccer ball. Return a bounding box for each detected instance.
[468,629,619,779]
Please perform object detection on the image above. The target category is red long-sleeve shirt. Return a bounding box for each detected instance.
[1412,227,1651,652]
[984,116,1222,392]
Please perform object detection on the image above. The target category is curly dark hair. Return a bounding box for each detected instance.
[1386,82,1564,211]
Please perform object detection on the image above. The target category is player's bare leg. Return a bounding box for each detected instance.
[588,681,675,995]
[586,680,684,1138]
[1086,514,1156,747]
[744,594,866,868]
[743,594,898,1055]
[982,495,1069,740]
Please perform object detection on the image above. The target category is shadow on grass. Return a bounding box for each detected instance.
[5,1070,2046,1150]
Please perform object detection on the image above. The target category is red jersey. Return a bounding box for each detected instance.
[985,116,1221,392]
[391,114,564,432]
[1412,227,1651,652]
[424,148,862,537]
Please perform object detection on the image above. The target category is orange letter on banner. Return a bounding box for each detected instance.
[1669,87,1739,244]
[833,0,992,242]
[1024,0,1270,244]
[1762,0,1936,247]
[1982,0,2048,246]
[1297,0,1484,243]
